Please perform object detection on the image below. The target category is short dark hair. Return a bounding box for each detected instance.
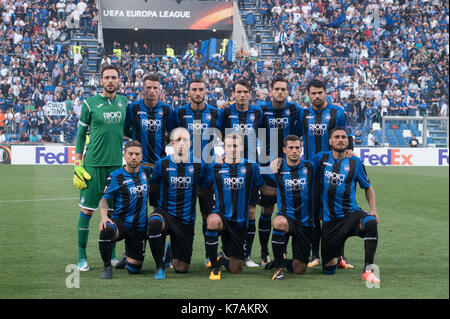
[100,64,121,78]
[124,140,142,151]
[143,74,160,83]
[329,126,348,137]
[271,77,289,89]
[188,78,205,90]
[307,79,326,92]
[283,135,301,146]
[232,80,250,92]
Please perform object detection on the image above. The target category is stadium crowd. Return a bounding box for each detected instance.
[0,0,448,145]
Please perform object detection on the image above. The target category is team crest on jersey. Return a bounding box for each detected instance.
[240,166,246,175]
[118,100,123,108]
[188,165,194,174]
[302,167,308,175]
[250,114,255,122]
[285,109,290,116]
[158,109,164,117]
[206,113,211,121]
[344,165,350,173]
[325,114,331,121]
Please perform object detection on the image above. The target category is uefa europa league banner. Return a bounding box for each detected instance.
[99,0,233,30]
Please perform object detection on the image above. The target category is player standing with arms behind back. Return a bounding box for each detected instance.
[73,65,127,271]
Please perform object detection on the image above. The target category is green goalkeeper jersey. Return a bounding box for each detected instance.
[75,93,127,167]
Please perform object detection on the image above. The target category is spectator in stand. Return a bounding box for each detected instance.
[409,134,419,148]
[29,130,40,144]
[354,129,363,146]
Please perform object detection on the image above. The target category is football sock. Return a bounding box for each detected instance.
[363,218,378,272]
[77,211,91,260]
[245,219,256,258]
[205,229,219,269]
[202,219,208,258]
[98,225,115,267]
[271,228,286,268]
[258,213,272,255]
[148,215,165,269]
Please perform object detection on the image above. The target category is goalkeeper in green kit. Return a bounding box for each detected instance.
[73,65,127,271]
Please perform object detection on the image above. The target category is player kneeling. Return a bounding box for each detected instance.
[98,141,149,279]
[203,133,276,280]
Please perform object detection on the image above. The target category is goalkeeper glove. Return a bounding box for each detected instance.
[73,159,91,190]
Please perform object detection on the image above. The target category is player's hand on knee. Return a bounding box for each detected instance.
[99,217,114,231]
[369,210,379,222]
[73,159,91,189]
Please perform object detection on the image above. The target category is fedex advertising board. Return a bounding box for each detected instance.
[8,146,450,166]
[11,145,76,165]
[355,148,448,166]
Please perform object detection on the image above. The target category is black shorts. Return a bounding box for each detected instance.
[259,193,277,208]
[110,218,146,262]
[280,214,313,264]
[321,210,372,265]
[218,213,247,260]
[154,209,195,264]
[198,188,214,217]
[250,188,259,207]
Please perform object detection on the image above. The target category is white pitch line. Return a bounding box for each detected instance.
[0,197,78,203]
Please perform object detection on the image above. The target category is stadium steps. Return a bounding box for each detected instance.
[240,2,282,61]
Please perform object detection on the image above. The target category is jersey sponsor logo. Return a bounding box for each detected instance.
[97,103,105,108]
[188,122,209,134]
[309,123,327,135]
[129,184,147,198]
[232,123,253,135]
[141,118,161,131]
[284,178,306,191]
[103,111,122,124]
[323,162,333,167]
[224,176,244,190]
[268,117,289,129]
[170,176,191,189]
[324,171,346,186]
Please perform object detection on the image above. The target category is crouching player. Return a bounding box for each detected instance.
[203,133,276,280]
[264,135,316,280]
[146,127,210,279]
[98,140,149,279]
[314,127,380,284]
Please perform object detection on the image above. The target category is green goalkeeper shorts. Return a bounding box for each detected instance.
[79,165,121,211]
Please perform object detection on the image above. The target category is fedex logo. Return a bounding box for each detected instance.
[36,147,75,164]
[360,149,413,166]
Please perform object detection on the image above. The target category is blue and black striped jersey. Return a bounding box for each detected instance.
[222,103,263,163]
[204,161,265,228]
[102,167,149,231]
[124,100,175,164]
[173,103,223,163]
[149,155,209,225]
[260,101,303,164]
[298,103,348,160]
[264,159,316,227]
[313,151,371,222]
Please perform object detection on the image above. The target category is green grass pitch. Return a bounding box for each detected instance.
[0,165,448,299]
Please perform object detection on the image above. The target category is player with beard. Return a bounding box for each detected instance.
[173,79,223,266]
[313,127,380,284]
[73,65,127,271]
[298,79,354,269]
